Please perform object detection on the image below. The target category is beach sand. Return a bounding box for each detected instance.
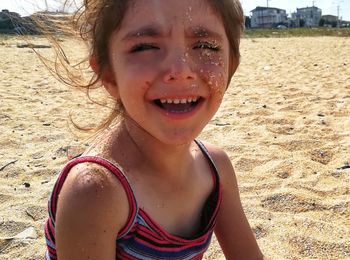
[0,36,349,259]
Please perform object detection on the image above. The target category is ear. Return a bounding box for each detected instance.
[89,56,120,100]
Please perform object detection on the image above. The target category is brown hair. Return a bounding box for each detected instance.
[49,0,244,132]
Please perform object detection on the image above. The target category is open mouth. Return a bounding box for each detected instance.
[153,97,202,113]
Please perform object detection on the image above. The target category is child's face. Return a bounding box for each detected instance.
[107,0,236,144]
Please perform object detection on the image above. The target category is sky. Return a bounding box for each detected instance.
[1,0,350,21]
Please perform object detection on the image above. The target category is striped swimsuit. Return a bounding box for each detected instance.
[45,140,222,259]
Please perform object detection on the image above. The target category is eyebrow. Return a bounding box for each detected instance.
[186,26,224,41]
[121,25,224,41]
[122,25,167,41]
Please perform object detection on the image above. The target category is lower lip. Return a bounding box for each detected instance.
[153,100,204,120]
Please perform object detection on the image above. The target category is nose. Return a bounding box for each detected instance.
[163,51,197,83]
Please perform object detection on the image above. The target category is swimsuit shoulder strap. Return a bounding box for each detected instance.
[193,139,222,228]
[194,139,220,178]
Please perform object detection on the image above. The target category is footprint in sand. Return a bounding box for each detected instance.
[25,205,47,221]
[290,236,350,258]
[0,194,11,204]
[0,221,29,238]
[261,193,323,213]
[234,157,268,172]
[275,139,320,152]
[308,149,334,165]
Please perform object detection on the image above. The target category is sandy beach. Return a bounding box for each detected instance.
[0,36,349,259]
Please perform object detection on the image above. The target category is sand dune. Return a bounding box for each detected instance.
[0,36,349,259]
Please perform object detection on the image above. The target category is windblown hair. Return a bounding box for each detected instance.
[47,0,244,132]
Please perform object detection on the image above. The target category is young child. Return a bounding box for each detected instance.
[45,0,266,259]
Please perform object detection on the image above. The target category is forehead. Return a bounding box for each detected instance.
[118,0,225,36]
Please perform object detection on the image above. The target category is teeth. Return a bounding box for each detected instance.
[159,98,199,104]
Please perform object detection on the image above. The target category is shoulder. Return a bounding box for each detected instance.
[60,162,128,219]
[56,162,129,236]
[198,140,236,185]
[54,161,130,258]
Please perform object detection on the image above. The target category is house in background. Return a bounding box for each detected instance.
[291,6,322,27]
[319,15,339,27]
[251,6,288,28]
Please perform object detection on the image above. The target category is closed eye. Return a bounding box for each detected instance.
[130,43,159,53]
[194,42,220,52]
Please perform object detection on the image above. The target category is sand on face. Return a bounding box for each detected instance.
[0,36,349,259]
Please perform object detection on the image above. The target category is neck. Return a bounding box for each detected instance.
[115,120,197,179]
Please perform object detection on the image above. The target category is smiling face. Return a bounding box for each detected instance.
[105,0,238,145]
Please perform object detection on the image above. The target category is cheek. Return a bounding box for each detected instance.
[196,52,228,97]
[112,56,151,91]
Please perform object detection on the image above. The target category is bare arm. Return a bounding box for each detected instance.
[55,163,129,260]
[204,143,266,259]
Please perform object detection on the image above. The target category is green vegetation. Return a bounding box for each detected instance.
[243,28,350,38]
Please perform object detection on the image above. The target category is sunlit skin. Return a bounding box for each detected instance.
[54,0,266,259]
[104,0,233,148]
